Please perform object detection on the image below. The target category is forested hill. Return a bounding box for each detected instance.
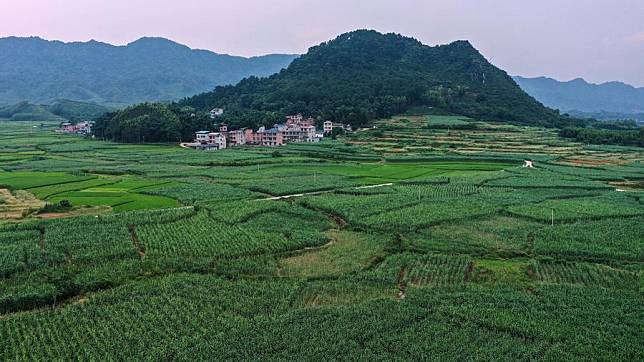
[180,30,563,128]
[0,100,111,122]
[0,36,297,107]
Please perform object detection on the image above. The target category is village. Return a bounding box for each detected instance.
[185,110,352,150]
[55,121,94,135]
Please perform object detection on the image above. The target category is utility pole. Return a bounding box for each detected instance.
[551,209,554,226]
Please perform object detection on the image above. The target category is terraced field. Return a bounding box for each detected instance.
[0,119,642,360]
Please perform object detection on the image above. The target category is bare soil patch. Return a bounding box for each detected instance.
[0,188,45,219]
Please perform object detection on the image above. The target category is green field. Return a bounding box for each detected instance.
[0,119,642,360]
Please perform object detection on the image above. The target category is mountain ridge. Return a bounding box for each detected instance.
[0,36,298,107]
[513,75,644,115]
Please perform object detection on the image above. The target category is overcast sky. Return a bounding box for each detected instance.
[2,0,643,86]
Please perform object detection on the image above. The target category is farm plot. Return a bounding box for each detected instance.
[506,192,644,222]
[144,177,260,205]
[358,253,471,287]
[137,211,329,260]
[47,178,180,212]
[0,171,93,190]
[406,216,540,257]
[532,216,644,261]
[533,261,638,290]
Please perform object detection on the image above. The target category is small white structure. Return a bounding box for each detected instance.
[210,108,224,119]
[523,160,534,168]
[323,121,333,134]
[323,120,351,134]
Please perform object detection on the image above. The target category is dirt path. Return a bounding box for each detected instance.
[258,183,394,201]
[396,267,407,300]
[128,224,145,259]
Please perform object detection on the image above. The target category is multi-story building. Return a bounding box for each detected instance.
[259,127,284,147]
[195,131,210,144]
[281,123,316,143]
[194,131,226,150]
[207,132,227,149]
[244,128,255,144]
[57,121,94,135]
[228,129,246,146]
[323,121,333,134]
[323,120,352,134]
[279,114,320,143]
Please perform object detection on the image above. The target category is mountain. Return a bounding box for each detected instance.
[0,36,297,107]
[180,30,561,128]
[0,100,111,122]
[567,110,644,123]
[513,76,644,116]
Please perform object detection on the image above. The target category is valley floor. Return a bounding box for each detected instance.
[0,117,642,360]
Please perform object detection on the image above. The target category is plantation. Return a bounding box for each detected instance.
[0,119,642,360]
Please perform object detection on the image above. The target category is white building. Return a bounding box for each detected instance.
[210,108,224,119]
[323,121,333,134]
[207,132,227,150]
[195,131,210,144]
[195,131,226,150]
[324,121,351,134]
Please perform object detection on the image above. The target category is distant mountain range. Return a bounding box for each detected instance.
[513,76,644,121]
[0,36,297,107]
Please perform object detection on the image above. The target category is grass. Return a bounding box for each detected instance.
[470,259,532,286]
[279,230,388,278]
[0,171,93,190]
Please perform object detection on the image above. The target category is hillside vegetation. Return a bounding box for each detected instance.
[0,100,110,122]
[180,30,564,128]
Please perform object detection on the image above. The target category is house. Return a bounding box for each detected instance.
[323,120,351,134]
[219,124,228,133]
[195,131,210,144]
[286,114,303,125]
[323,121,333,134]
[280,115,319,143]
[228,129,246,146]
[210,108,224,119]
[244,128,255,144]
[194,131,226,150]
[206,132,226,150]
[283,123,316,142]
[259,127,284,147]
[56,121,93,135]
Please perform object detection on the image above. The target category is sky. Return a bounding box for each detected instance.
[1,0,643,86]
